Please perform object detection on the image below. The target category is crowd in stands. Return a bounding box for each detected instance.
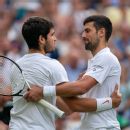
[0,0,130,130]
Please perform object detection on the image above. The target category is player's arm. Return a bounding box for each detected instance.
[24,75,97,101]
[56,85,121,113]
[56,75,97,97]
[24,84,121,113]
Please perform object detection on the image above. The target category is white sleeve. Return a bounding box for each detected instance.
[51,60,69,85]
[84,57,112,85]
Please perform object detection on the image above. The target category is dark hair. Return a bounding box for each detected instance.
[22,16,54,49]
[83,15,112,41]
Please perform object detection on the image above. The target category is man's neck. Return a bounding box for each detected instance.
[92,42,107,56]
[29,49,46,55]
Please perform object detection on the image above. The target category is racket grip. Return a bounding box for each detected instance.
[38,99,65,118]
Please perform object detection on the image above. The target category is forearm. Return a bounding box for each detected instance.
[56,77,97,97]
[62,97,116,112]
[62,97,97,112]
[56,82,85,97]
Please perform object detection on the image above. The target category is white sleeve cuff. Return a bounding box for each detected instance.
[43,86,56,97]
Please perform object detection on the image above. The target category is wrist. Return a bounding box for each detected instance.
[43,86,56,97]
[96,97,112,112]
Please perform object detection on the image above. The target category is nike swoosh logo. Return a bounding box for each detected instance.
[102,100,109,104]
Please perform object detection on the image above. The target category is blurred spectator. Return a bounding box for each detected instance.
[41,0,59,19]
[64,47,84,81]
[0,8,14,34]
[113,24,130,62]
[0,33,11,55]
[63,34,88,81]
[104,0,130,27]
[116,63,130,129]
[71,0,97,33]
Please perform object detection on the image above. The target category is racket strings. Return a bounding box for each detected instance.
[0,57,11,95]
[0,57,25,96]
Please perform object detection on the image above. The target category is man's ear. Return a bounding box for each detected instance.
[98,28,105,38]
[39,35,45,44]
[38,35,46,50]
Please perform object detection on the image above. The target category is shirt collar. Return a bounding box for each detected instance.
[24,53,49,59]
[91,47,110,61]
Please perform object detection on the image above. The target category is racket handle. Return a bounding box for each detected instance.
[38,99,65,118]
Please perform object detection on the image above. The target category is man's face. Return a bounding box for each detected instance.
[44,28,57,53]
[82,22,99,52]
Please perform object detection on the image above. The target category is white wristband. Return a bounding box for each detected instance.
[43,86,56,97]
[96,97,112,112]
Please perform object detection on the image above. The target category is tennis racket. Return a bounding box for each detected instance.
[0,55,65,118]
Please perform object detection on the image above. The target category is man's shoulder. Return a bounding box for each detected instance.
[45,57,62,66]
[94,51,120,67]
[104,53,121,72]
[98,50,118,61]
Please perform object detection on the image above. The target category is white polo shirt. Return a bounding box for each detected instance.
[9,53,69,130]
[80,47,121,130]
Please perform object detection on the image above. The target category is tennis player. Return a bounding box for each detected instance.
[25,15,121,130]
[9,16,69,130]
